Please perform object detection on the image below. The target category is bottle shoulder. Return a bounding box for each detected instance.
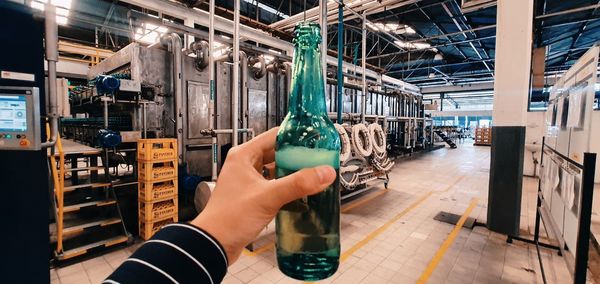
[276,113,340,151]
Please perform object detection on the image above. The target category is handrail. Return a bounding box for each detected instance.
[46,121,65,253]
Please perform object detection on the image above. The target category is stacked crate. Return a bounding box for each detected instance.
[474,127,492,146]
[137,138,179,240]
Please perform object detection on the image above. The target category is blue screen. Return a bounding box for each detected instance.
[0,95,27,132]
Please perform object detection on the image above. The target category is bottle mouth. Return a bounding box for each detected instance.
[293,22,322,48]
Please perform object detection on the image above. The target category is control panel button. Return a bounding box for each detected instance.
[6,134,12,139]
[19,139,30,147]
[16,134,21,139]
[21,135,26,139]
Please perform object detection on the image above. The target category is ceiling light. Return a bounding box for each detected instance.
[268,49,281,55]
[434,53,444,61]
[428,73,436,78]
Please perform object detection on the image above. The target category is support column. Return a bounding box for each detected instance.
[487,0,534,236]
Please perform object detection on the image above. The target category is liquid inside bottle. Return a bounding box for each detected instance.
[275,21,341,281]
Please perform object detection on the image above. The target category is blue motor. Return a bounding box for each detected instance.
[95,75,120,95]
[96,129,122,148]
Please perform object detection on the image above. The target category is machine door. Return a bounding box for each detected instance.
[248,88,267,135]
[186,81,210,139]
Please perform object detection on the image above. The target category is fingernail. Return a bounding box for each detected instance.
[315,166,334,184]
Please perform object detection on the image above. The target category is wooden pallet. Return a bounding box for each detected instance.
[137,139,177,161]
[139,215,178,240]
[139,178,178,202]
[138,159,177,181]
[139,197,178,222]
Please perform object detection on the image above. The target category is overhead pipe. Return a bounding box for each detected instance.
[161,33,184,164]
[41,4,59,149]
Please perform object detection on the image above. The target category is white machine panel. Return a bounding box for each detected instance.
[0,86,41,150]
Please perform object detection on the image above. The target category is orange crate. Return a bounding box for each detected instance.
[139,197,178,221]
[137,139,177,161]
[139,179,178,202]
[139,215,178,240]
[138,160,177,181]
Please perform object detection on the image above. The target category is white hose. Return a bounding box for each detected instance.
[335,123,351,163]
[369,123,386,155]
[351,123,373,157]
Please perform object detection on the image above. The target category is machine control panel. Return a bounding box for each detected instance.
[0,86,40,150]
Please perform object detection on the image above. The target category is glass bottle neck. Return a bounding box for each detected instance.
[288,44,327,115]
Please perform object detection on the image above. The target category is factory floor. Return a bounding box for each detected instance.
[51,142,576,284]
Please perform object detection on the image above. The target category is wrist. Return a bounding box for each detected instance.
[190,214,236,265]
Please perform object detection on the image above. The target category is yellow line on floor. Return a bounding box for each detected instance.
[340,191,433,262]
[242,242,274,256]
[440,175,466,192]
[341,188,389,213]
[244,188,390,257]
[416,197,479,284]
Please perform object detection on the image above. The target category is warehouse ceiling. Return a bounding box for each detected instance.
[46,0,600,88]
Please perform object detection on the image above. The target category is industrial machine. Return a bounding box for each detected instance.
[0,86,41,150]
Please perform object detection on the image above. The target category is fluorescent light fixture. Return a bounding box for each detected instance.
[242,0,289,19]
[220,35,231,40]
[30,0,72,25]
[394,40,433,50]
[268,49,281,55]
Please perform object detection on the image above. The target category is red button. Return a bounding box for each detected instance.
[19,139,30,146]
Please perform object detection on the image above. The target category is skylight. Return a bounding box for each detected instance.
[30,0,72,26]
[366,22,417,35]
[134,22,169,44]
[242,0,289,19]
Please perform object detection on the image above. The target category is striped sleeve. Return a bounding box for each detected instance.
[104,223,228,284]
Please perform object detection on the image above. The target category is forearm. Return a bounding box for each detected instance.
[105,223,228,284]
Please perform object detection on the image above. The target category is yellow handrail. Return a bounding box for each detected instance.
[46,121,65,253]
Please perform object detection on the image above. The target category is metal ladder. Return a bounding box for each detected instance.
[50,137,130,262]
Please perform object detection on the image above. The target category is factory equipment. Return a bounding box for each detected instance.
[0,86,41,150]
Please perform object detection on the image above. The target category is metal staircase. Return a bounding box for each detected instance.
[50,138,130,261]
[434,130,458,149]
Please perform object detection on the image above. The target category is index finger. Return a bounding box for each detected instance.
[242,127,279,170]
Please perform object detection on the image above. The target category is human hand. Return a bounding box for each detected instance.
[190,127,337,264]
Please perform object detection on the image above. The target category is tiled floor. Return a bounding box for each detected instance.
[51,143,579,284]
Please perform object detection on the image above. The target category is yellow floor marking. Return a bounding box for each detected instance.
[417,198,479,284]
[340,191,433,262]
[244,188,390,257]
[242,242,274,256]
[440,175,466,193]
[244,175,464,258]
[341,188,389,213]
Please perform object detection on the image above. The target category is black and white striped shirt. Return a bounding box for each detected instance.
[105,223,228,284]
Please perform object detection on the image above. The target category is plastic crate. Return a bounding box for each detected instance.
[137,139,177,161]
[139,215,178,240]
[139,179,178,202]
[139,197,178,221]
[138,160,177,181]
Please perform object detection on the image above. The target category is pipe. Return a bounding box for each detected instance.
[361,13,367,123]
[190,40,209,71]
[42,4,59,149]
[337,0,344,123]
[249,55,267,79]
[209,0,217,181]
[320,0,328,84]
[240,51,249,142]
[161,33,184,164]
[232,0,240,147]
[283,62,292,113]
[143,102,148,138]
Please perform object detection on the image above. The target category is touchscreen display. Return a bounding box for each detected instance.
[0,95,27,132]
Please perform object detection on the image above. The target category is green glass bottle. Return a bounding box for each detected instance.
[275,22,341,281]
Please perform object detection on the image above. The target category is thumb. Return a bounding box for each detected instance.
[267,165,337,207]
